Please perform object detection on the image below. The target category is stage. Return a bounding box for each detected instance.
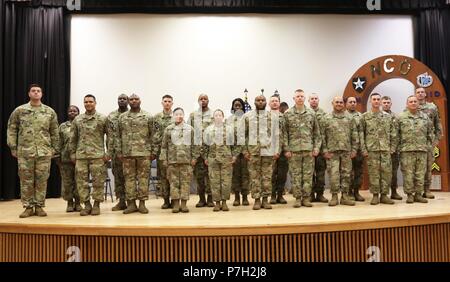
[1,190,449,262]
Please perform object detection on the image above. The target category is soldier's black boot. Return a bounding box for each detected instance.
[180,200,189,213]
[66,200,75,212]
[123,200,138,214]
[406,194,414,204]
[253,198,261,210]
[348,188,355,201]
[161,197,171,209]
[340,193,355,206]
[222,200,229,212]
[301,196,313,207]
[270,193,277,205]
[138,200,149,214]
[35,206,47,217]
[241,194,249,206]
[233,193,240,206]
[329,193,338,206]
[172,199,180,213]
[74,199,82,212]
[80,201,92,216]
[380,194,394,205]
[213,201,221,212]
[112,198,127,211]
[354,188,365,202]
[196,193,206,208]
[370,194,380,205]
[276,192,287,204]
[414,193,428,203]
[91,201,101,216]
[19,207,34,218]
[262,197,272,209]
[390,188,403,200]
[316,192,328,203]
[423,189,435,199]
[206,195,214,207]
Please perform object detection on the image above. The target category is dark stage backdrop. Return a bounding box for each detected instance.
[0,0,449,200]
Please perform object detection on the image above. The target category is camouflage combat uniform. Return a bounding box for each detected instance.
[271,112,288,196]
[59,120,79,202]
[107,110,126,201]
[383,110,400,194]
[347,110,364,198]
[227,114,249,198]
[311,107,327,196]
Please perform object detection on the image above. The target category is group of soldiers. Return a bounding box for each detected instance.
[7,84,442,218]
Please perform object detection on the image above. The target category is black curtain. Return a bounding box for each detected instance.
[0,2,70,200]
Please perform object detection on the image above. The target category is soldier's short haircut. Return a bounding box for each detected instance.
[381,96,391,101]
[213,109,224,116]
[270,94,280,101]
[173,107,184,114]
[294,89,304,93]
[344,96,356,103]
[162,94,173,100]
[370,92,381,99]
[280,102,289,108]
[84,94,96,101]
[406,95,416,101]
[198,94,208,100]
[28,83,42,92]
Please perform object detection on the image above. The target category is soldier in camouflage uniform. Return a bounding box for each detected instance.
[227,98,250,206]
[107,94,128,211]
[282,90,321,208]
[117,94,153,214]
[69,94,110,216]
[269,94,288,205]
[204,109,237,212]
[381,96,403,200]
[321,96,358,206]
[398,95,433,204]
[58,105,82,212]
[416,87,443,199]
[345,96,365,202]
[243,95,281,210]
[360,93,396,205]
[308,93,328,203]
[188,94,214,208]
[152,95,174,209]
[7,84,60,218]
[160,108,200,213]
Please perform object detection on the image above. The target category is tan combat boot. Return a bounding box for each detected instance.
[301,196,313,207]
[380,194,394,205]
[80,201,92,216]
[213,201,221,212]
[180,200,189,213]
[293,198,301,208]
[112,198,127,211]
[161,197,171,209]
[241,194,249,206]
[406,194,414,204]
[74,199,82,212]
[91,201,101,216]
[261,197,272,209]
[172,199,180,213]
[276,192,287,204]
[253,198,261,210]
[390,188,402,200]
[316,192,328,203]
[138,200,149,214]
[233,193,240,206]
[221,201,229,212]
[206,195,214,207]
[423,189,435,199]
[123,200,138,214]
[66,200,74,212]
[34,206,47,217]
[370,194,380,205]
[270,193,277,205]
[414,193,428,203]
[329,193,338,206]
[340,193,355,206]
[19,207,34,218]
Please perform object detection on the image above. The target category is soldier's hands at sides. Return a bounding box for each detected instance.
[284,151,292,159]
[204,159,209,166]
[244,152,251,160]
[11,152,17,158]
[350,152,357,159]
[312,149,319,157]
[362,151,369,158]
[103,156,111,162]
[324,152,333,159]
[273,153,280,160]
[191,159,197,166]
[231,156,237,164]
[150,154,157,161]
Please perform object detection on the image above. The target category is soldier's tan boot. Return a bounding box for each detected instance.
[270,193,277,205]
[242,194,250,206]
[112,198,127,211]
[74,199,82,212]
[390,188,403,200]
[123,200,138,214]
[276,192,287,204]
[380,194,394,205]
[301,196,313,207]
[316,192,328,203]
[213,201,221,212]
[233,193,240,206]
[262,197,272,209]
[406,194,414,204]
[206,195,214,207]
[180,200,189,213]
[354,188,365,202]
[80,201,92,216]
[66,200,75,212]
[253,198,261,210]
[91,201,101,216]
[19,207,34,218]
[370,194,380,205]
[293,198,301,208]
[34,206,47,217]
[172,199,180,213]
[340,193,355,206]
[414,193,428,203]
[138,200,149,214]
[222,201,229,212]
[161,197,171,209]
[196,194,206,208]
[329,193,338,206]
[423,189,435,199]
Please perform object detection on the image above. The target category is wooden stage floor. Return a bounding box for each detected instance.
[1,190,449,236]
